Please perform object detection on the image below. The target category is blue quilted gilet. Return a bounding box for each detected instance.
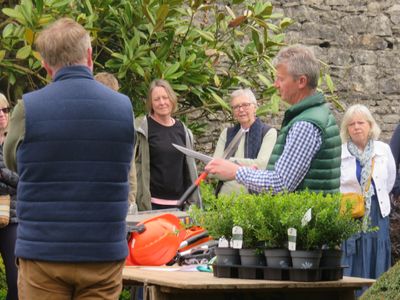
[16,66,134,262]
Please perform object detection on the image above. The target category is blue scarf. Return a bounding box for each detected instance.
[347,139,375,231]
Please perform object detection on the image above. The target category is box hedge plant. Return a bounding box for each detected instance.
[190,185,362,252]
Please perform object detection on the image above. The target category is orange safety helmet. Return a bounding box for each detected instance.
[127,214,186,266]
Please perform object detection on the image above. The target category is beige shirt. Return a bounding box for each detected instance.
[213,126,277,195]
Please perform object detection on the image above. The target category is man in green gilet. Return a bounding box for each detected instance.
[205,44,341,194]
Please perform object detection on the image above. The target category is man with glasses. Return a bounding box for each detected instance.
[206,45,341,195]
[4,18,134,299]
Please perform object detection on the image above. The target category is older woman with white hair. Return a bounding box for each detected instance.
[213,88,277,195]
[340,104,395,289]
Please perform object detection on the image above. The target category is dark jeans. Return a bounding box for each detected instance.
[0,223,18,300]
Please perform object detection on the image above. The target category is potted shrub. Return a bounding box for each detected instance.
[255,192,291,268]
[231,193,266,266]
[315,193,362,267]
[283,191,326,269]
[189,184,240,265]
[284,191,363,270]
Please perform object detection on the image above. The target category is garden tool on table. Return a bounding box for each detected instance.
[126,213,213,266]
[172,128,245,210]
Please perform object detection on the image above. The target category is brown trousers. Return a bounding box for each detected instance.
[18,258,124,300]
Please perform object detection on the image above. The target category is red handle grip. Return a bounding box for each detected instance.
[194,171,208,186]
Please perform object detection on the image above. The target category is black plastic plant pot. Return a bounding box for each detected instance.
[290,250,322,269]
[264,248,291,268]
[239,248,266,266]
[215,247,240,265]
[320,249,343,267]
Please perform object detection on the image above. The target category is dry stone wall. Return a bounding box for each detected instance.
[271,0,400,142]
[197,0,400,153]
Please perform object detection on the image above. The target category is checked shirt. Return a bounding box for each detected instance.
[236,121,322,193]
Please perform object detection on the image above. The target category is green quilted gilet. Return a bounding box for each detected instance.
[267,93,341,194]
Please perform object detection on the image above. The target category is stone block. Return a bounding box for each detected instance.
[341,15,369,34]
[388,4,400,24]
[352,50,378,65]
[367,1,382,14]
[349,65,379,94]
[368,14,392,36]
[328,48,353,66]
[380,75,400,95]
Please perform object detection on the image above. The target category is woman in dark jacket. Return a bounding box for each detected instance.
[0,93,19,300]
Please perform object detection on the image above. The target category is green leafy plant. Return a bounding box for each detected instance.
[230,192,265,249]
[0,258,6,299]
[360,260,400,300]
[254,191,288,249]
[314,193,362,249]
[0,0,293,125]
[282,191,362,250]
[189,183,236,240]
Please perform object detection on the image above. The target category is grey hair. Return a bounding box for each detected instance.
[35,18,91,69]
[272,44,320,89]
[230,88,257,107]
[340,104,381,143]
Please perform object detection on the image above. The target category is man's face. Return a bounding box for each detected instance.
[274,64,301,105]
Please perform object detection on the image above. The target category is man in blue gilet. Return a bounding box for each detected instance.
[4,18,135,299]
[205,45,341,194]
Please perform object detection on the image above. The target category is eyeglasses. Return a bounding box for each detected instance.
[0,107,10,114]
[231,102,253,111]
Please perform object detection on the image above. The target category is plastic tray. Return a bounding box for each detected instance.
[212,264,346,282]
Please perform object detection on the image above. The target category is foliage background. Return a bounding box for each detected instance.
[0,0,299,134]
[0,0,293,295]
[0,0,337,296]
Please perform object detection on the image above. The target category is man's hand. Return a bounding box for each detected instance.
[205,158,240,181]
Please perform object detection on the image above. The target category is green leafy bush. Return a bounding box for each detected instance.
[361,260,400,300]
[0,258,6,298]
[281,191,362,250]
[1,0,292,123]
[189,183,237,240]
[230,192,266,249]
[191,186,362,251]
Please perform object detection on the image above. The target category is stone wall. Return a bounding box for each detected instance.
[271,0,400,142]
[197,0,400,153]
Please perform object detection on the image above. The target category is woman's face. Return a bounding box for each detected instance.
[151,86,173,118]
[347,113,371,149]
[231,95,256,128]
[0,104,9,130]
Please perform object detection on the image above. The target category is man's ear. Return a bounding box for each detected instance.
[298,75,308,89]
[86,47,93,71]
[42,60,54,77]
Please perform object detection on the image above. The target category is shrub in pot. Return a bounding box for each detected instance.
[189,184,239,265]
[284,191,363,269]
[284,191,322,269]
[255,192,292,267]
[314,193,362,267]
[231,193,266,266]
